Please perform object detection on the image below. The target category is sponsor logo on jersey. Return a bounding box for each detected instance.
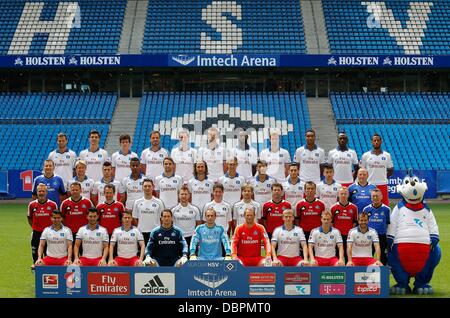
[88,273,130,295]
[134,273,175,295]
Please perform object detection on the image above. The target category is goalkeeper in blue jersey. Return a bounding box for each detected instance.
[189,208,232,260]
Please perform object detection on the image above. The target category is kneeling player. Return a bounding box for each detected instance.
[271,209,309,266]
[73,208,109,266]
[346,211,382,267]
[35,210,73,266]
[309,211,345,266]
[232,207,271,266]
[108,211,145,266]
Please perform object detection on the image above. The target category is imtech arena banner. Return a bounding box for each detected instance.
[1,54,450,68]
[35,261,389,298]
[387,170,437,199]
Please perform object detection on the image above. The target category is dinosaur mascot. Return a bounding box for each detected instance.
[387,170,441,295]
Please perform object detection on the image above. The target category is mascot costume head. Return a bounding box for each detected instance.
[388,169,441,295]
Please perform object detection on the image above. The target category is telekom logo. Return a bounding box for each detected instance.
[20,170,33,191]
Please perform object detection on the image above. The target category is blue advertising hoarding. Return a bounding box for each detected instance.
[388,170,437,199]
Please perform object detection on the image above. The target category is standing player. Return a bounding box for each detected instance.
[262,183,292,238]
[218,157,245,207]
[140,131,169,180]
[232,207,272,266]
[28,184,58,268]
[294,129,326,185]
[111,134,138,182]
[121,157,144,211]
[48,132,76,187]
[327,132,358,187]
[188,161,213,211]
[198,127,226,182]
[349,168,377,214]
[259,128,291,182]
[172,186,202,249]
[309,211,345,266]
[73,208,109,266]
[251,160,275,206]
[203,184,233,236]
[132,179,165,245]
[360,134,394,206]
[233,184,262,228]
[97,184,125,236]
[347,211,382,266]
[35,210,73,266]
[79,129,109,182]
[154,157,183,209]
[295,181,326,240]
[363,188,390,265]
[271,209,309,267]
[282,162,304,208]
[108,211,145,267]
[32,159,67,207]
[189,208,232,260]
[171,130,197,183]
[317,164,341,211]
[91,161,124,206]
[68,160,94,200]
[228,130,258,182]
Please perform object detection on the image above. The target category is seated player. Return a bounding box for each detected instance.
[35,210,73,266]
[309,211,345,266]
[108,211,145,266]
[73,208,109,266]
[271,209,309,266]
[232,207,272,266]
[346,211,383,267]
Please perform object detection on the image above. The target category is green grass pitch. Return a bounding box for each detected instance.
[0,202,448,298]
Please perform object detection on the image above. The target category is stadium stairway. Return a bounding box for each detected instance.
[118,0,148,54]
[300,0,330,54]
[306,97,338,153]
[104,97,141,155]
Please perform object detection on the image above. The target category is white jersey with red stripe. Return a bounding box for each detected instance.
[347,227,379,258]
[271,225,306,257]
[317,180,342,211]
[76,224,109,258]
[361,150,393,185]
[40,225,73,258]
[111,226,144,258]
[309,226,343,258]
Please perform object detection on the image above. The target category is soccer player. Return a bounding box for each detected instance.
[198,127,226,182]
[79,129,109,182]
[347,211,382,267]
[171,130,198,183]
[48,132,76,187]
[233,184,262,228]
[362,188,390,265]
[68,160,94,200]
[121,157,144,211]
[331,187,358,261]
[232,207,272,266]
[259,128,291,182]
[327,132,358,187]
[317,164,341,211]
[360,133,394,206]
[309,211,345,266]
[60,182,93,239]
[251,160,275,206]
[228,130,258,182]
[140,131,169,180]
[203,184,233,236]
[111,134,138,182]
[295,181,325,240]
[97,184,125,236]
[218,157,245,207]
[188,160,213,211]
[35,210,73,266]
[73,208,109,266]
[143,210,188,267]
[262,183,292,238]
[132,179,165,245]
[271,209,309,267]
[172,186,202,248]
[294,129,326,184]
[154,157,183,209]
[349,168,377,214]
[91,161,124,206]
[108,211,145,267]
[32,159,67,207]
[282,162,304,207]
[189,208,232,260]
[28,183,58,267]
